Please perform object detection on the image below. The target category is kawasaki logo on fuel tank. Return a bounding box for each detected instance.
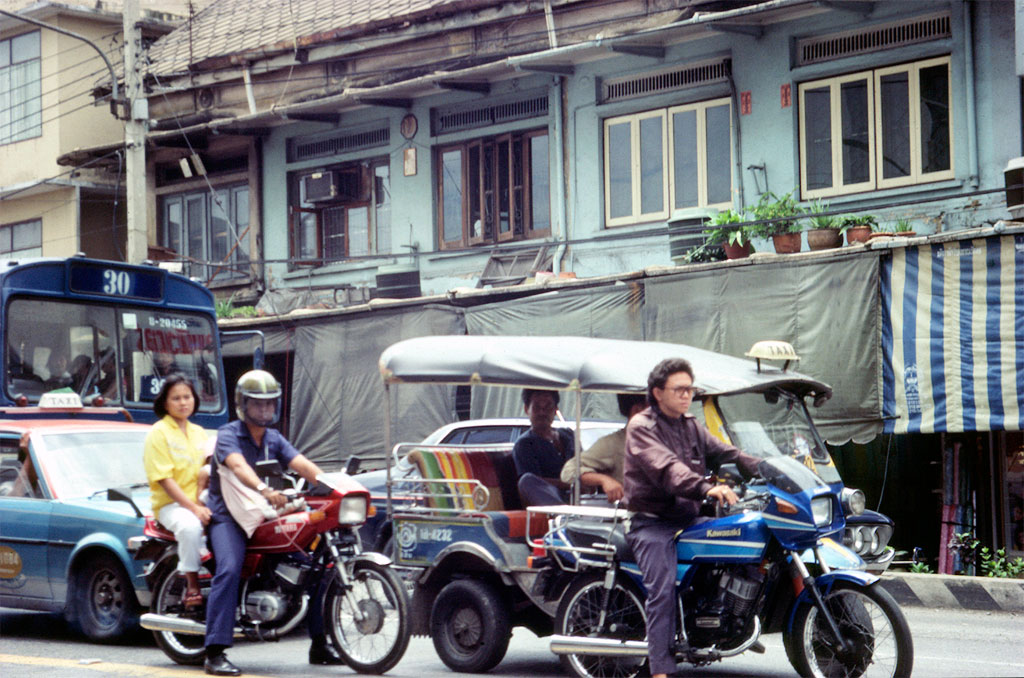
[706,528,742,538]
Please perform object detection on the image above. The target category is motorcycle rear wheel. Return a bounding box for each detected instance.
[151,559,209,666]
[324,560,410,674]
[555,571,648,678]
[785,581,913,678]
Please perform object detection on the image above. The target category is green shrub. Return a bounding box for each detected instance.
[747,191,803,237]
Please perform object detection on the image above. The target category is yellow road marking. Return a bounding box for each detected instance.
[0,654,277,677]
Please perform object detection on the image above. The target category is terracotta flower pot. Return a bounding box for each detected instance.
[807,227,841,251]
[771,232,802,254]
[844,225,872,244]
[723,242,753,259]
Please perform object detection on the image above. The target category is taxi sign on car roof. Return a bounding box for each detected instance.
[39,391,84,408]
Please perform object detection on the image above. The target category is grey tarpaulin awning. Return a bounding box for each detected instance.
[464,283,646,421]
[642,252,883,444]
[235,305,465,467]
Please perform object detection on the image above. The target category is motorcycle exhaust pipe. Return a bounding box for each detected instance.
[140,613,244,639]
[550,616,761,660]
[550,635,650,657]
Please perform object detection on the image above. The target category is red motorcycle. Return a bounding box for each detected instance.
[132,468,410,674]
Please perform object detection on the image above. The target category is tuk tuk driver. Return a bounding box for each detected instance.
[623,358,760,678]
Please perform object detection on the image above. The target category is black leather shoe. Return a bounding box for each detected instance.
[205,654,241,676]
[309,641,345,665]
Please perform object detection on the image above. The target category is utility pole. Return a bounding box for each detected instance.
[123,0,149,263]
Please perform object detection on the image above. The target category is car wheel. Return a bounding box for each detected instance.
[72,552,138,641]
[430,579,510,672]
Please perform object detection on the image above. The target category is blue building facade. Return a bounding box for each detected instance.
[115,0,1023,567]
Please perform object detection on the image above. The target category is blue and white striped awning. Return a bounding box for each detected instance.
[881,234,1023,434]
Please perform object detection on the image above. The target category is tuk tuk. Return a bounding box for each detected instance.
[376,335,868,673]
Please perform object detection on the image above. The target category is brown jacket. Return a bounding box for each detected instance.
[623,406,760,522]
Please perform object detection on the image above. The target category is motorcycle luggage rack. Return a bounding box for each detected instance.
[526,504,629,571]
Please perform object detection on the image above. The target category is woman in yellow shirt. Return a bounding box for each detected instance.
[143,374,210,608]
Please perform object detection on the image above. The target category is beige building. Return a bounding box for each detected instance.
[0,2,174,260]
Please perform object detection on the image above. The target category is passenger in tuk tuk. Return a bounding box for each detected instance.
[623,358,760,678]
[513,388,573,507]
[560,393,646,503]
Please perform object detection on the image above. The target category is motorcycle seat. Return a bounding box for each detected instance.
[563,519,633,562]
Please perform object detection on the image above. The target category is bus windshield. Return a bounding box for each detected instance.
[6,297,222,412]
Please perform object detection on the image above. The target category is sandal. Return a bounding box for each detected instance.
[183,590,204,609]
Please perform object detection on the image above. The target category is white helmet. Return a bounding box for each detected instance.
[235,369,282,426]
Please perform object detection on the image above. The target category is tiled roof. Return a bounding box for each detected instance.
[147,0,502,75]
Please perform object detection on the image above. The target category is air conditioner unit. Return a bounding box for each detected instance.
[302,171,338,202]
[302,169,365,203]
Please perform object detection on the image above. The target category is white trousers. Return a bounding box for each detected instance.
[157,502,208,573]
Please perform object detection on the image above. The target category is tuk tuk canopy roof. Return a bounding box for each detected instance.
[379,335,832,402]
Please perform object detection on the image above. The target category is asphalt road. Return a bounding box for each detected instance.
[1,605,1022,677]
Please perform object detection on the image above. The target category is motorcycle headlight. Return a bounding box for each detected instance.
[868,527,881,555]
[811,496,832,527]
[841,488,866,516]
[874,523,894,554]
[853,527,865,553]
[338,495,368,525]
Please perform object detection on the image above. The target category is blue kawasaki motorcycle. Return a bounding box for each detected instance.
[547,454,913,678]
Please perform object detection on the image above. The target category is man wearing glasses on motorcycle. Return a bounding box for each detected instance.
[623,358,760,678]
[202,370,342,676]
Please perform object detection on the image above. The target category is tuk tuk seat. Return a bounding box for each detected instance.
[405,446,547,539]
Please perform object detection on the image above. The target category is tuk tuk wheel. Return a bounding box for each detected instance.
[430,579,511,672]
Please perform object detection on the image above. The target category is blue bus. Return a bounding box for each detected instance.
[2,256,228,427]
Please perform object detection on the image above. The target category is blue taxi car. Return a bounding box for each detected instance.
[0,410,153,641]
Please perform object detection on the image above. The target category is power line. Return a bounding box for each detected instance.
[146,63,248,287]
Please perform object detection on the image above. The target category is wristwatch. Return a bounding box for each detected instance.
[255,482,269,493]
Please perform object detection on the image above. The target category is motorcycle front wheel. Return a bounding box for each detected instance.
[324,560,410,674]
[555,571,648,678]
[150,558,208,665]
[785,580,913,678]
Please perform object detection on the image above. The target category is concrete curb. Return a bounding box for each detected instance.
[878,572,1024,612]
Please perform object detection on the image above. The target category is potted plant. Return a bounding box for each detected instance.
[839,214,875,245]
[868,217,917,240]
[892,217,916,237]
[749,191,803,254]
[805,199,842,251]
[702,209,753,259]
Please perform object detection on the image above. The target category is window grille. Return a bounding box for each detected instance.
[599,59,730,104]
[288,125,389,162]
[432,90,549,136]
[797,13,951,66]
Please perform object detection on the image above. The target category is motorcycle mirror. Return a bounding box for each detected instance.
[716,463,742,484]
[255,459,284,477]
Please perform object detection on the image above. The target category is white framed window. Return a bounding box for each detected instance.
[604,98,732,227]
[799,56,952,199]
[0,31,42,145]
[0,219,42,258]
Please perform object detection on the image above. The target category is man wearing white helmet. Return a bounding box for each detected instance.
[202,370,340,676]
